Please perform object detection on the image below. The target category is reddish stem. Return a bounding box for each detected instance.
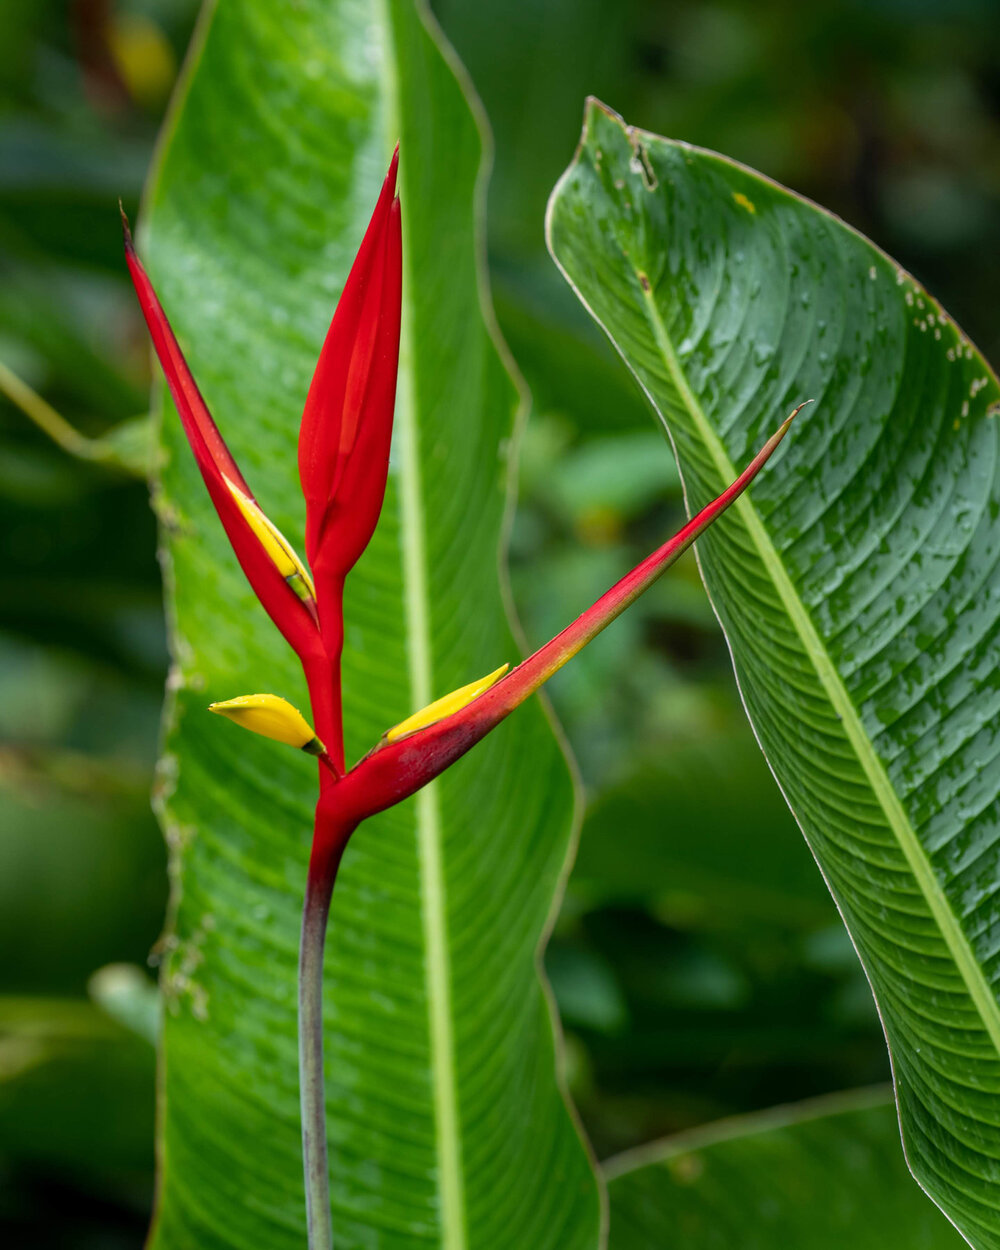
[298,804,357,1250]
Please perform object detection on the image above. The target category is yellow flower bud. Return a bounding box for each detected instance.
[208,693,325,754]
[224,477,316,604]
[385,664,509,742]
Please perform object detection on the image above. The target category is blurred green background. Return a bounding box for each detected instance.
[2,0,998,1242]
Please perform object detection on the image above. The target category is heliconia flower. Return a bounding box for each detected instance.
[209,693,326,755]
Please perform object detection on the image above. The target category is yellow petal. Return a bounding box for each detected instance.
[209,693,323,752]
[224,477,316,602]
[386,664,509,743]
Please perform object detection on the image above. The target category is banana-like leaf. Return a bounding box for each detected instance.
[605,1089,967,1249]
[141,4,601,1246]
[547,98,1000,1247]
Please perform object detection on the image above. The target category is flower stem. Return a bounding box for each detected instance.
[298,840,343,1250]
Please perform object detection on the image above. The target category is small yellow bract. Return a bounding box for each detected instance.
[209,693,321,752]
[386,664,509,742]
[225,477,316,602]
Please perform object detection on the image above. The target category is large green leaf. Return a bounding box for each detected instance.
[547,99,1000,1247]
[605,1089,967,1249]
[141,4,601,1247]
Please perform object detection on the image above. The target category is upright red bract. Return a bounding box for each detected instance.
[299,150,402,594]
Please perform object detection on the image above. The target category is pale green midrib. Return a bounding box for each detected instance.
[398,267,468,1250]
[381,10,467,1248]
[637,283,1000,1057]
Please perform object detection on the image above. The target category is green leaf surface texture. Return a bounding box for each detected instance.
[605,1090,967,1249]
[142,3,601,1247]
[547,99,1000,1247]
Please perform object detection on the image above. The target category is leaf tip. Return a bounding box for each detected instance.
[775,398,812,441]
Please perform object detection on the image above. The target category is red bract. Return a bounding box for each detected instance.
[299,149,402,614]
[321,407,804,842]
[122,214,323,665]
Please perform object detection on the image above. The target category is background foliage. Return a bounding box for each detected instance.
[1,0,998,1243]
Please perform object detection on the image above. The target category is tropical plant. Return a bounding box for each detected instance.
[4,1,997,1248]
[125,120,797,1247]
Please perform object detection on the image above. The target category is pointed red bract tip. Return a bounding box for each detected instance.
[119,202,135,253]
[297,150,403,628]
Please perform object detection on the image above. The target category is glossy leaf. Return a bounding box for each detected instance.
[548,99,1000,1247]
[142,4,600,1248]
[605,1090,967,1249]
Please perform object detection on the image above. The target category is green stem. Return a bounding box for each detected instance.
[0,359,105,460]
[298,843,342,1250]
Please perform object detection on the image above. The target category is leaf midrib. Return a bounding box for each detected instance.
[634,277,1000,1058]
[381,5,467,1248]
